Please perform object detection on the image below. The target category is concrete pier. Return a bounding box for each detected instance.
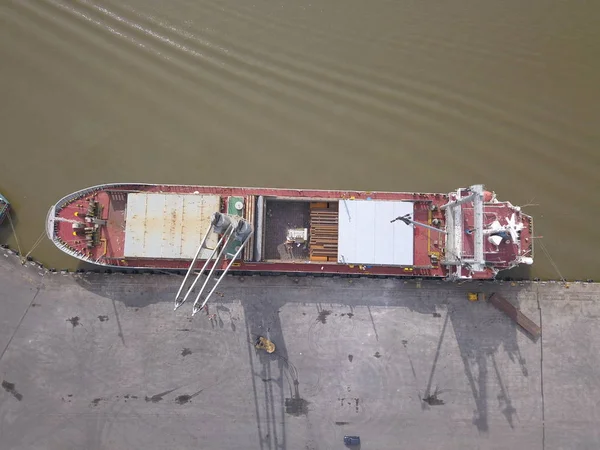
[1,248,598,450]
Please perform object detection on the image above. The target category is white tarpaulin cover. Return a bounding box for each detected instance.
[337,200,414,266]
[124,193,220,259]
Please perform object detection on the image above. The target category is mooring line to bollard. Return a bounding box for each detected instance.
[24,230,47,261]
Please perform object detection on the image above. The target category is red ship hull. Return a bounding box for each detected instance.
[46,183,534,280]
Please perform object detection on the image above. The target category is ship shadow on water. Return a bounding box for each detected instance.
[70,273,535,440]
[499,264,533,282]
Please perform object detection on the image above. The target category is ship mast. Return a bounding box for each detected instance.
[440,184,486,277]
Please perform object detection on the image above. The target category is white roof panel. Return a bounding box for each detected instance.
[337,200,414,266]
[124,193,221,259]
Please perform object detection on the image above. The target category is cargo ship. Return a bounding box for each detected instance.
[0,193,9,225]
[46,183,534,281]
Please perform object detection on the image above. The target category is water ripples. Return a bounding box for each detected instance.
[1,0,599,278]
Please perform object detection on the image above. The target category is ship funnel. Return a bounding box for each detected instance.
[211,212,232,234]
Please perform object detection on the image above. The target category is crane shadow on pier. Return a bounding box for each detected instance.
[71,272,534,437]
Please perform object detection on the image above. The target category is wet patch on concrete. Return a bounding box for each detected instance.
[317,310,331,324]
[86,394,144,406]
[66,316,80,327]
[144,388,180,403]
[91,398,105,406]
[285,396,309,416]
[145,393,165,403]
[2,380,23,401]
[339,397,360,413]
[422,390,445,406]
[175,394,191,405]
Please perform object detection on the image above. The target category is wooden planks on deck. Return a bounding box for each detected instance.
[309,202,339,262]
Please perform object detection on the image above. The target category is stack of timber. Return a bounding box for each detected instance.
[309,202,339,262]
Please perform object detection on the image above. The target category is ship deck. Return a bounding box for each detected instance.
[461,204,533,265]
[51,184,450,276]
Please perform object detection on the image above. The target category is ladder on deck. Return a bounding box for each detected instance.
[174,212,254,316]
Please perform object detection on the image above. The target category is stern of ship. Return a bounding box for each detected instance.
[441,185,534,280]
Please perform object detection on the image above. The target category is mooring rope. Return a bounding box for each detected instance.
[539,240,566,284]
[24,230,47,260]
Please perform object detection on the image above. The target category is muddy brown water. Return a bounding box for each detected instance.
[1,0,599,280]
